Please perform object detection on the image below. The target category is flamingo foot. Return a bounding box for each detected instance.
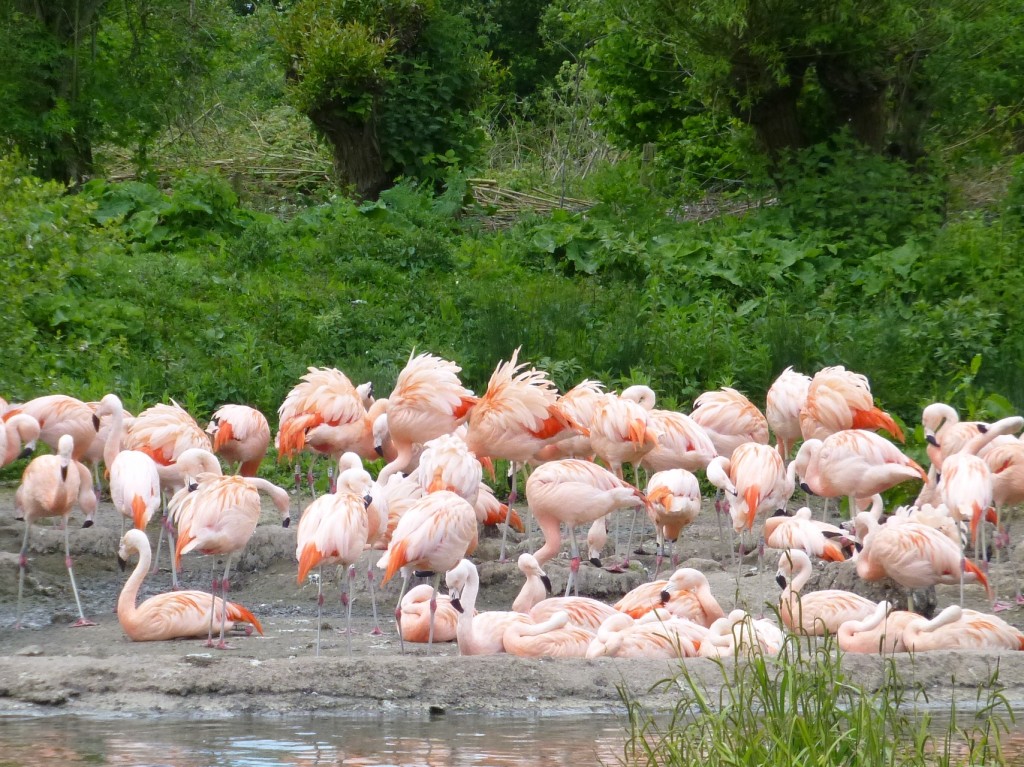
[993,601,1013,613]
[215,641,237,650]
[370,626,383,636]
[72,618,97,628]
[604,562,627,574]
[1016,593,1024,606]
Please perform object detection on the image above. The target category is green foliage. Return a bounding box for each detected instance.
[622,631,1012,766]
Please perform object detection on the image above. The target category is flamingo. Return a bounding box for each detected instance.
[511,553,618,629]
[903,605,1024,652]
[614,567,724,627]
[94,394,162,535]
[763,507,854,562]
[117,529,263,642]
[525,459,646,595]
[172,473,291,649]
[922,402,990,469]
[463,347,581,560]
[397,584,460,643]
[799,366,903,442]
[206,404,271,477]
[502,611,594,658]
[644,469,702,574]
[689,387,769,460]
[853,512,991,606]
[984,441,1024,606]
[530,379,605,462]
[378,490,477,648]
[295,460,374,655]
[444,558,533,656]
[707,443,793,534]
[837,600,915,654]
[14,435,98,628]
[375,351,478,485]
[6,394,98,460]
[788,429,926,517]
[765,366,811,460]
[585,611,703,659]
[699,609,784,658]
[277,366,388,495]
[1,412,40,467]
[775,548,876,635]
[639,409,717,474]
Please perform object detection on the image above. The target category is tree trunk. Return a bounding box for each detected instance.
[817,63,890,153]
[309,110,391,200]
[746,77,807,157]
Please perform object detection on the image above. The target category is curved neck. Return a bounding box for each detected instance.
[103,401,125,469]
[117,542,150,621]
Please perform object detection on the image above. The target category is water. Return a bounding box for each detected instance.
[0,713,627,767]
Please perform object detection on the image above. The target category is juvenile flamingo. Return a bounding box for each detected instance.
[117,529,263,642]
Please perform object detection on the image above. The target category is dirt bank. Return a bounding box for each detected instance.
[2,485,1023,718]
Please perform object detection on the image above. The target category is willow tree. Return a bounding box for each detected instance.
[275,0,495,199]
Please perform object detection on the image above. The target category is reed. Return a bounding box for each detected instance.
[619,630,1013,766]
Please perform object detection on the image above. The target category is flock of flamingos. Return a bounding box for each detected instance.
[6,348,1024,660]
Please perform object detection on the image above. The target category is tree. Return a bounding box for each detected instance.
[568,0,1023,168]
[0,0,227,185]
[275,0,495,199]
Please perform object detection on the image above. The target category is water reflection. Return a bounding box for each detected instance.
[0,713,627,767]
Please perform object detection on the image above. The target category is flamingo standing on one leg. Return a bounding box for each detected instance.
[464,347,581,561]
[526,459,646,595]
[117,529,263,641]
[206,404,271,477]
[15,434,98,628]
[378,490,477,649]
[689,387,769,460]
[173,474,291,649]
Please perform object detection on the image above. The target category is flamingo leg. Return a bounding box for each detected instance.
[315,565,324,657]
[565,525,581,597]
[427,573,443,648]
[216,557,234,649]
[15,522,32,629]
[64,518,94,627]
[394,569,411,654]
[366,550,382,635]
[498,461,519,563]
[344,564,354,656]
[293,461,304,513]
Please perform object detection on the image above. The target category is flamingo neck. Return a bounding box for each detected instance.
[117,545,149,622]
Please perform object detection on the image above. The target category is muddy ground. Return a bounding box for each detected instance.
[2,483,1024,719]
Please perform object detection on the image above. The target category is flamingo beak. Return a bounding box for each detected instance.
[117,554,127,572]
[450,591,464,614]
[92,414,100,430]
[541,575,552,593]
[281,517,291,528]
[659,589,670,604]
[776,574,787,589]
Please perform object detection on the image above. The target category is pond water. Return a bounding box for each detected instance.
[0,712,628,767]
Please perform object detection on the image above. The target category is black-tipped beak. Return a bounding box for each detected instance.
[800,482,813,495]
[855,542,864,553]
[374,445,384,457]
[188,480,199,492]
[659,589,670,604]
[925,434,939,446]
[589,557,602,568]
[541,575,552,593]
[776,574,787,589]
[82,519,93,528]
[979,423,989,434]
[60,465,68,481]
[363,493,373,509]
[282,517,291,528]
[17,446,33,460]
[451,596,464,614]
[772,509,787,517]
[92,414,100,430]
[117,554,127,572]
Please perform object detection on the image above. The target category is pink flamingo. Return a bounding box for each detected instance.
[117,529,263,641]
[645,469,702,574]
[689,387,769,460]
[766,366,811,460]
[94,394,162,534]
[837,600,915,654]
[776,548,876,635]
[1,411,40,467]
[398,584,460,643]
[512,553,617,629]
[206,404,271,477]
[15,434,98,628]
[614,567,724,627]
[444,558,533,655]
[799,366,903,442]
[502,611,594,658]
[7,394,98,460]
[903,605,1024,652]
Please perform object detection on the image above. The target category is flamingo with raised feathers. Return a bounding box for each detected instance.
[799,365,903,442]
[206,404,271,477]
[117,529,263,642]
[375,351,478,485]
[530,379,605,462]
[14,434,98,628]
[463,347,582,560]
